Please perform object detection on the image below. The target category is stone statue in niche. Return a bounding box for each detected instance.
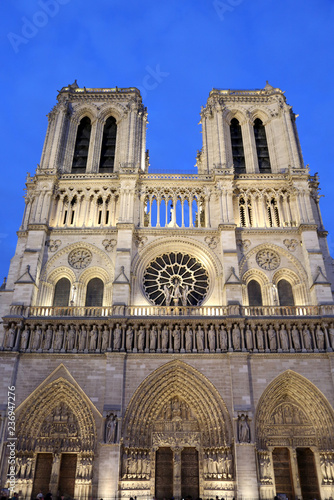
[126,325,133,351]
[268,324,276,350]
[32,325,42,350]
[163,285,171,307]
[238,414,251,443]
[232,324,241,350]
[67,324,76,350]
[291,324,301,350]
[113,323,122,350]
[172,324,181,350]
[172,278,182,306]
[219,325,227,350]
[245,325,253,350]
[101,325,109,350]
[256,325,264,350]
[44,325,53,349]
[150,325,157,350]
[89,325,98,350]
[185,325,193,351]
[329,323,334,349]
[6,323,16,348]
[279,324,289,350]
[302,325,312,350]
[54,325,64,350]
[181,285,189,306]
[259,454,271,480]
[79,325,87,350]
[196,325,204,351]
[208,324,216,351]
[161,325,169,350]
[316,324,325,350]
[137,326,145,351]
[105,413,117,443]
[20,325,30,349]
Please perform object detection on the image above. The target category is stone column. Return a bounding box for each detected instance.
[172,447,183,500]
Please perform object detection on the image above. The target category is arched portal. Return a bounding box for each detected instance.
[255,370,334,499]
[121,360,234,500]
[13,377,97,500]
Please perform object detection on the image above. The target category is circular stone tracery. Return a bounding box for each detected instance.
[143,252,209,306]
[68,248,92,269]
[256,249,280,271]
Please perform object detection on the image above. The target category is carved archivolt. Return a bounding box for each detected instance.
[255,370,334,450]
[122,360,232,449]
[15,377,97,453]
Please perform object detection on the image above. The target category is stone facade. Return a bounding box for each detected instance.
[1,81,334,499]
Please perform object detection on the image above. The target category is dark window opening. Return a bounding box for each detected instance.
[248,279,263,306]
[277,279,294,306]
[254,118,271,172]
[53,278,71,307]
[85,277,104,307]
[99,116,117,173]
[72,117,91,173]
[230,118,246,172]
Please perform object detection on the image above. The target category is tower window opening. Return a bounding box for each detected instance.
[254,118,271,172]
[63,211,68,225]
[239,198,246,227]
[99,116,117,173]
[230,118,245,172]
[72,117,91,173]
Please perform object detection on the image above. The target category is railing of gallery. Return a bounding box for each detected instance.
[7,303,334,318]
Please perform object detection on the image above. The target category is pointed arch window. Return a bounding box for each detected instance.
[247,279,263,306]
[72,117,91,173]
[230,118,245,172]
[277,279,294,306]
[99,116,117,173]
[254,118,271,172]
[85,277,104,307]
[53,277,71,307]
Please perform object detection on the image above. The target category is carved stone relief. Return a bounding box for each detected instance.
[256,249,280,270]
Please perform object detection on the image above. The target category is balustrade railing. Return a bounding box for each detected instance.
[7,304,334,318]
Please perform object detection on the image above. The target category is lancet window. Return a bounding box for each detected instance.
[230,118,245,172]
[85,278,104,307]
[99,116,117,173]
[53,278,71,307]
[239,197,253,227]
[277,279,294,306]
[72,117,91,173]
[247,279,263,306]
[254,118,271,172]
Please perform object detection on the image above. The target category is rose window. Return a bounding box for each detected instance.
[256,249,280,270]
[143,252,209,306]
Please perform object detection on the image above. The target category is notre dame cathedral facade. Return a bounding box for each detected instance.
[1,81,334,500]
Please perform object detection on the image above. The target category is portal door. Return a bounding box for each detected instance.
[32,453,53,498]
[58,453,77,498]
[155,447,173,500]
[296,448,320,500]
[272,448,294,498]
[181,447,199,500]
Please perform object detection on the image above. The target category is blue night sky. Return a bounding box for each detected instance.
[1,0,334,281]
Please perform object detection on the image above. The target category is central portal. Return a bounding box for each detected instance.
[155,448,173,500]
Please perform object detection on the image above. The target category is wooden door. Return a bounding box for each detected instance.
[32,453,53,499]
[181,447,199,500]
[58,453,77,498]
[296,448,320,500]
[155,447,173,500]
[272,448,294,499]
